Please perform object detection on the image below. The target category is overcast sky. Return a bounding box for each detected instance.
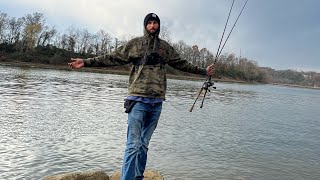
[1,0,319,72]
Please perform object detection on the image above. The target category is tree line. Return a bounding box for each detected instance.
[261,67,320,87]
[0,11,319,87]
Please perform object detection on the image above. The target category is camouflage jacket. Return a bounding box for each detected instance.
[83,34,207,99]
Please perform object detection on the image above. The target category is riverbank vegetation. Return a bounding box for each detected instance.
[0,12,319,88]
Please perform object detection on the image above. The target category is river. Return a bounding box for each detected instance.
[0,66,319,179]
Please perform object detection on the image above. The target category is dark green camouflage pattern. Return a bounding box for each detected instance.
[83,34,207,99]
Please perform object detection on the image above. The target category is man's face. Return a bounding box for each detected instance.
[146,20,159,34]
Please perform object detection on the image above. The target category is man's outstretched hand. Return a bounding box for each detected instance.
[206,64,215,76]
[68,58,85,69]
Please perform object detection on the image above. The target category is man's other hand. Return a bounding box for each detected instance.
[68,58,85,69]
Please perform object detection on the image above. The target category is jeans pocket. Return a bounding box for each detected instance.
[124,100,137,113]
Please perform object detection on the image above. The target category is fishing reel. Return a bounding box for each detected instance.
[203,79,216,91]
[189,76,216,112]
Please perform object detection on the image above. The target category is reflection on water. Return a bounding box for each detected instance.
[1,66,320,180]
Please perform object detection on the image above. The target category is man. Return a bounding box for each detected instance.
[69,13,214,180]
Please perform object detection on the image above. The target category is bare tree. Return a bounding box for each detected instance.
[172,40,193,62]
[37,26,57,46]
[67,35,76,52]
[239,57,248,72]
[78,28,92,54]
[64,27,78,52]
[0,12,8,43]
[118,34,136,47]
[7,17,24,44]
[226,53,237,70]
[95,29,112,54]
[114,38,120,50]
[51,32,62,48]
[60,31,76,52]
[159,25,171,43]
[199,48,214,67]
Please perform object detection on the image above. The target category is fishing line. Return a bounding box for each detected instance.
[190,0,249,112]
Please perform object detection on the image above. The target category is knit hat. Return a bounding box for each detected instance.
[144,13,160,27]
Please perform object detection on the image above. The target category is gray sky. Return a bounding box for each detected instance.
[1,0,319,72]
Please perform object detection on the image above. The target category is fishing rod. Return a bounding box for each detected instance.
[189,0,249,112]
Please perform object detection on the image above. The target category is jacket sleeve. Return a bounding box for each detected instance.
[167,45,207,75]
[83,43,131,67]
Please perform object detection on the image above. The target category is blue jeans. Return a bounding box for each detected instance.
[121,102,162,180]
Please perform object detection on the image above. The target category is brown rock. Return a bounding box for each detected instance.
[42,170,109,180]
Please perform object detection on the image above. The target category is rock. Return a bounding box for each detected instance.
[43,169,164,180]
[110,170,164,180]
[42,170,109,180]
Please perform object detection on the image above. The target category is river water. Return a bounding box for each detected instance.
[0,65,319,180]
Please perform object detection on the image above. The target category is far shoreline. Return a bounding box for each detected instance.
[1,61,319,90]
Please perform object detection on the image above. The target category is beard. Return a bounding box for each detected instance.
[147,28,158,35]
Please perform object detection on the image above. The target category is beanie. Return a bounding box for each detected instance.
[144,13,160,27]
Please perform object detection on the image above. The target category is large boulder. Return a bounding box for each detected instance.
[43,170,164,180]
